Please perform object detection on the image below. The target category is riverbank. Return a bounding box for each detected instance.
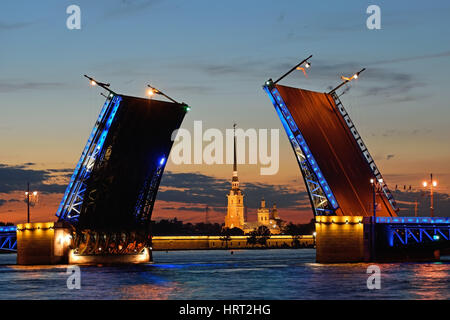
[152,235,314,251]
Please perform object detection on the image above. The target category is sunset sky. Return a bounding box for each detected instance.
[1,0,450,225]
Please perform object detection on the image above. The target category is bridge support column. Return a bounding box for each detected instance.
[68,248,151,264]
[315,216,369,263]
[16,221,72,265]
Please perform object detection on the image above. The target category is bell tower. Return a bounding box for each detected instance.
[224,124,245,230]
[257,198,270,226]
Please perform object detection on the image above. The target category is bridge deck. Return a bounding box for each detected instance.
[275,84,395,217]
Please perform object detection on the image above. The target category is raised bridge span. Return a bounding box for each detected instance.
[7,62,450,264]
[15,82,189,264]
[262,62,450,262]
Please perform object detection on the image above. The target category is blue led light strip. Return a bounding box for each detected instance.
[0,226,16,233]
[56,96,114,218]
[264,85,339,215]
[56,95,122,222]
[0,232,16,251]
[374,216,450,247]
[376,217,450,224]
[133,156,167,222]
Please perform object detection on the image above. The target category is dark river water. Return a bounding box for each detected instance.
[0,249,449,299]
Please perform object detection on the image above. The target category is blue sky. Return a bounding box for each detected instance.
[1,0,450,223]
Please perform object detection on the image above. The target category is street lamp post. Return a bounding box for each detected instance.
[272,54,313,84]
[369,178,382,261]
[370,178,383,217]
[329,68,366,95]
[422,173,438,218]
[146,84,189,109]
[370,179,376,218]
[26,182,30,223]
[369,179,376,261]
[25,182,38,223]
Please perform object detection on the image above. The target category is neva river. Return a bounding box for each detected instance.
[0,249,449,299]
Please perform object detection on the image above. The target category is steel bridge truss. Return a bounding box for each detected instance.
[377,217,450,247]
[72,230,147,255]
[0,227,17,252]
[330,92,398,213]
[56,94,123,223]
[264,82,338,216]
[390,225,450,246]
[133,157,167,223]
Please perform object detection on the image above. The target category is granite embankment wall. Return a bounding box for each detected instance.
[151,235,314,250]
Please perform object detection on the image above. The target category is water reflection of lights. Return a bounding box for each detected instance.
[150,263,227,269]
[2,250,449,299]
[119,283,181,300]
[410,264,449,300]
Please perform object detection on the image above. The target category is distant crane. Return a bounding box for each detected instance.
[394,174,439,217]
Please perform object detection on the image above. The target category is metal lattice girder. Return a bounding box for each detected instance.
[264,79,399,217]
[330,92,398,213]
[56,94,122,222]
[133,158,166,222]
[291,135,332,215]
[0,232,17,251]
[57,93,188,232]
[391,226,450,246]
[263,83,338,216]
[378,217,450,246]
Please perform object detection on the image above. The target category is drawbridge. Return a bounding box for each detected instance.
[15,77,189,264]
[54,78,189,256]
[263,56,450,262]
[263,82,397,217]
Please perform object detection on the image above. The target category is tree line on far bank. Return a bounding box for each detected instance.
[0,222,14,226]
[1,218,315,240]
[150,218,315,236]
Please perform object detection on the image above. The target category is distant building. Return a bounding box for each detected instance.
[224,124,283,234]
[257,198,270,225]
[224,125,245,230]
[242,199,282,234]
[257,199,282,233]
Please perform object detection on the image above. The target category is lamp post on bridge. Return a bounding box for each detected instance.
[370,178,383,219]
[422,174,438,218]
[25,182,38,223]
[369,178,382,262]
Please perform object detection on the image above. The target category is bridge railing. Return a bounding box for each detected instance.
[376,217,450,247]
[0,226,17,252]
